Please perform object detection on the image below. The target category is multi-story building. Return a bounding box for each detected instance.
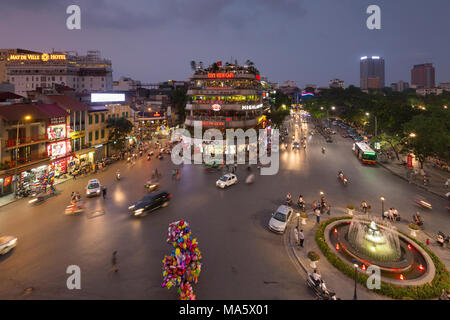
[360,56,385,89]
[0,48,41,84]
[0,102,71,197]
[329,78,345,89]
[5,50,113,97]
[184,62,265,155]
[391,81,409,92]
[439,82,450,92]
[411,63,435,89]
[416,88,443,96]
[113,76,141,91]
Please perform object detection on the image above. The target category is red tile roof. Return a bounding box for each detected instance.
[35,103,69,118]
[0,103,51,122]
[43,95,89,111]
[0,92,24,101]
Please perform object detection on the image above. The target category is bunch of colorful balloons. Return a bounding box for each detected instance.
[162,220,202,300]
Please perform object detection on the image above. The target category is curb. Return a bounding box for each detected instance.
[378,162,448,200]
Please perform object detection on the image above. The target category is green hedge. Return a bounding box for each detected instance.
[315,216,450,299]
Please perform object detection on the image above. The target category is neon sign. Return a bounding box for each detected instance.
[241,103,263,110]
[212,104,221,111]
[8,53,66,61]
[207,73,234,79]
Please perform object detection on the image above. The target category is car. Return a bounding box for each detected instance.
[86,179,102,197]
[216,173,237,188]
[292,142,300,149]
[268,205,294,234]
[128,191,172,216]
[0,235,17,255]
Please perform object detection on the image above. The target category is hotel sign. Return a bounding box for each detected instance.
[207,73,234,79]
[8,53,67,61]
[241,103,263,110]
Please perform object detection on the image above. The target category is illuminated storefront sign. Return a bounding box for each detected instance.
[47,124,66,140]
[91,93,125,103]
[70,130,85,139]
[8,53,66,61]
[257,115,266,124]
[48,142,67,158]
[241,103,263,110]
[207,73,234,79]
[202,121,225,127]
[212,104,221,111]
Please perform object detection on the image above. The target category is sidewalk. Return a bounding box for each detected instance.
[378,156,450,200]
[286,207,450,300]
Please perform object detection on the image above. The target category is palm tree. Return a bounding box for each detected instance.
[190,60,196,71]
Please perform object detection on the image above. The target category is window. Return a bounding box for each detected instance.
[89,132,92,141]
[89,115,92,124]
[122,112,125,118]
[126,112,128,117]
[95,114,99,123]
[101,114,105,122]
[95,131,99,140]
[52,76,55,81]
[107,114,111,120]
[101,129,104,139]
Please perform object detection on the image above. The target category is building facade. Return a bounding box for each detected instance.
[391,81,409,92]
[5,50,113,97]
[411,63,435,89]
[329,78,345,89]
[360,56,385,89]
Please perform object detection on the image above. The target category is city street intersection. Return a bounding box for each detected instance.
[0,116,448,300]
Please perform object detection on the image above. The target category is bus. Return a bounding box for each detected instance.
[353,142,377,164]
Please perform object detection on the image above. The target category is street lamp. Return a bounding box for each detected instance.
[380,196,385,219]
[409,132,416,138]
[353,259,359,300]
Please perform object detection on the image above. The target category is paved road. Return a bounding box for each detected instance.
[0,115,448,299]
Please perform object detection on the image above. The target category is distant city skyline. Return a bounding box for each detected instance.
[1,0,449,88]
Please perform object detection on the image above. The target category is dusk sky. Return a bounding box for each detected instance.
[1,0,449,87]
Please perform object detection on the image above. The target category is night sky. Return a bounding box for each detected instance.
[1,0,449,87]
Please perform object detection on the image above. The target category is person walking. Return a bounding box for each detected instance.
[294,226,299,246]
[111,251,118,273]
[326,204,331,216]
[299,229,305,247]
[102,186,107,199]
[315,208,321,224]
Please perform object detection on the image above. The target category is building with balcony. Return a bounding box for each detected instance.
[5,49,113,97]
[184,62,265,156]
[0,102,70,197]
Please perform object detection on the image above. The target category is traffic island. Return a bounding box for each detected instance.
[315,216,450,299]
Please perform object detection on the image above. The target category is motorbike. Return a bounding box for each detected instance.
[437,231,450,247]
[144,180,161,192]
[338,173,348,185]
[64,202,86,215]
[116,172,121,180]
[28,189,58,205]
[127,157,131,163]
[245,173,255,184]
[147,155,151,161]
[158,153,163,160]
[414,198,432,210]
[286,198,292,206]
[298,201,306,212]
[321,147,325,153]
[306,273,339,300]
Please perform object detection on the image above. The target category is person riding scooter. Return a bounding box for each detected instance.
[321,146,325,153]
[116,169,121,180]
[297,195,305,211]
[286,192,292,206]
[413,212,424,226]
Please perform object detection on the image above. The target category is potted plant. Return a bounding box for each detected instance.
[408,223,420,237]
[346,205,355,216]
[307,251,320,268]
[300,212,308,225]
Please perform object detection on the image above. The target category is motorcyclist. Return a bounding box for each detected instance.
[297,195,305,209]
[286,192,292,205]
[413,212,423,226]
[361,201,369,214]
[116,169,121,180]
[338,170,344,179]
[321,146,325,153]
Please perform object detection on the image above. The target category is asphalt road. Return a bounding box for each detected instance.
[0,115,448,299]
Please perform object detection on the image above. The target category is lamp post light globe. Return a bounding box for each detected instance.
[352,259,359,300]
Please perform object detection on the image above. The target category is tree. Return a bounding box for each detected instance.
[190,60,196,71]
[106,117,133,150]
[267,91,291,128]
[403,112,449,168]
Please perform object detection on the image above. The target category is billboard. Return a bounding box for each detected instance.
[91,93,125,103]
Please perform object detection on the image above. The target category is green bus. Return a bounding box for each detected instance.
[353,142,376,164]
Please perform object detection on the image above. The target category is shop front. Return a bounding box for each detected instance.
[68,148,95,174]
[0,176,13,197]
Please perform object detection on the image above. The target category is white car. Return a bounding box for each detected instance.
[216,174,237,189]
[268,205,294,234]
[0,236,17,255]
[86,179,102,197]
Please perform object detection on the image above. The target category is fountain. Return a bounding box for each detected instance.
[347,216,401,262]
[326,214,434,283]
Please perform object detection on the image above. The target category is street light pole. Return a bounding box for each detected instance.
[353,259,358,300]
[380,196,385,219]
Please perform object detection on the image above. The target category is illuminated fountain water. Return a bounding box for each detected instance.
[347,216,401,262]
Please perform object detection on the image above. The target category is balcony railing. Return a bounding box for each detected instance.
[2,153,49,170]
[5,134,48,148]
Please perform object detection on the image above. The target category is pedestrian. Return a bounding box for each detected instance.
[111,251,118,273]
[327,204,331,216]
[102,186,107,199]
[315,208,321,224]
[426,238,430,246]
[299,229,305,247]
[234,163,238,173]
[312,201,317,211]
[176,169,180,180]
[294,226,299,246]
